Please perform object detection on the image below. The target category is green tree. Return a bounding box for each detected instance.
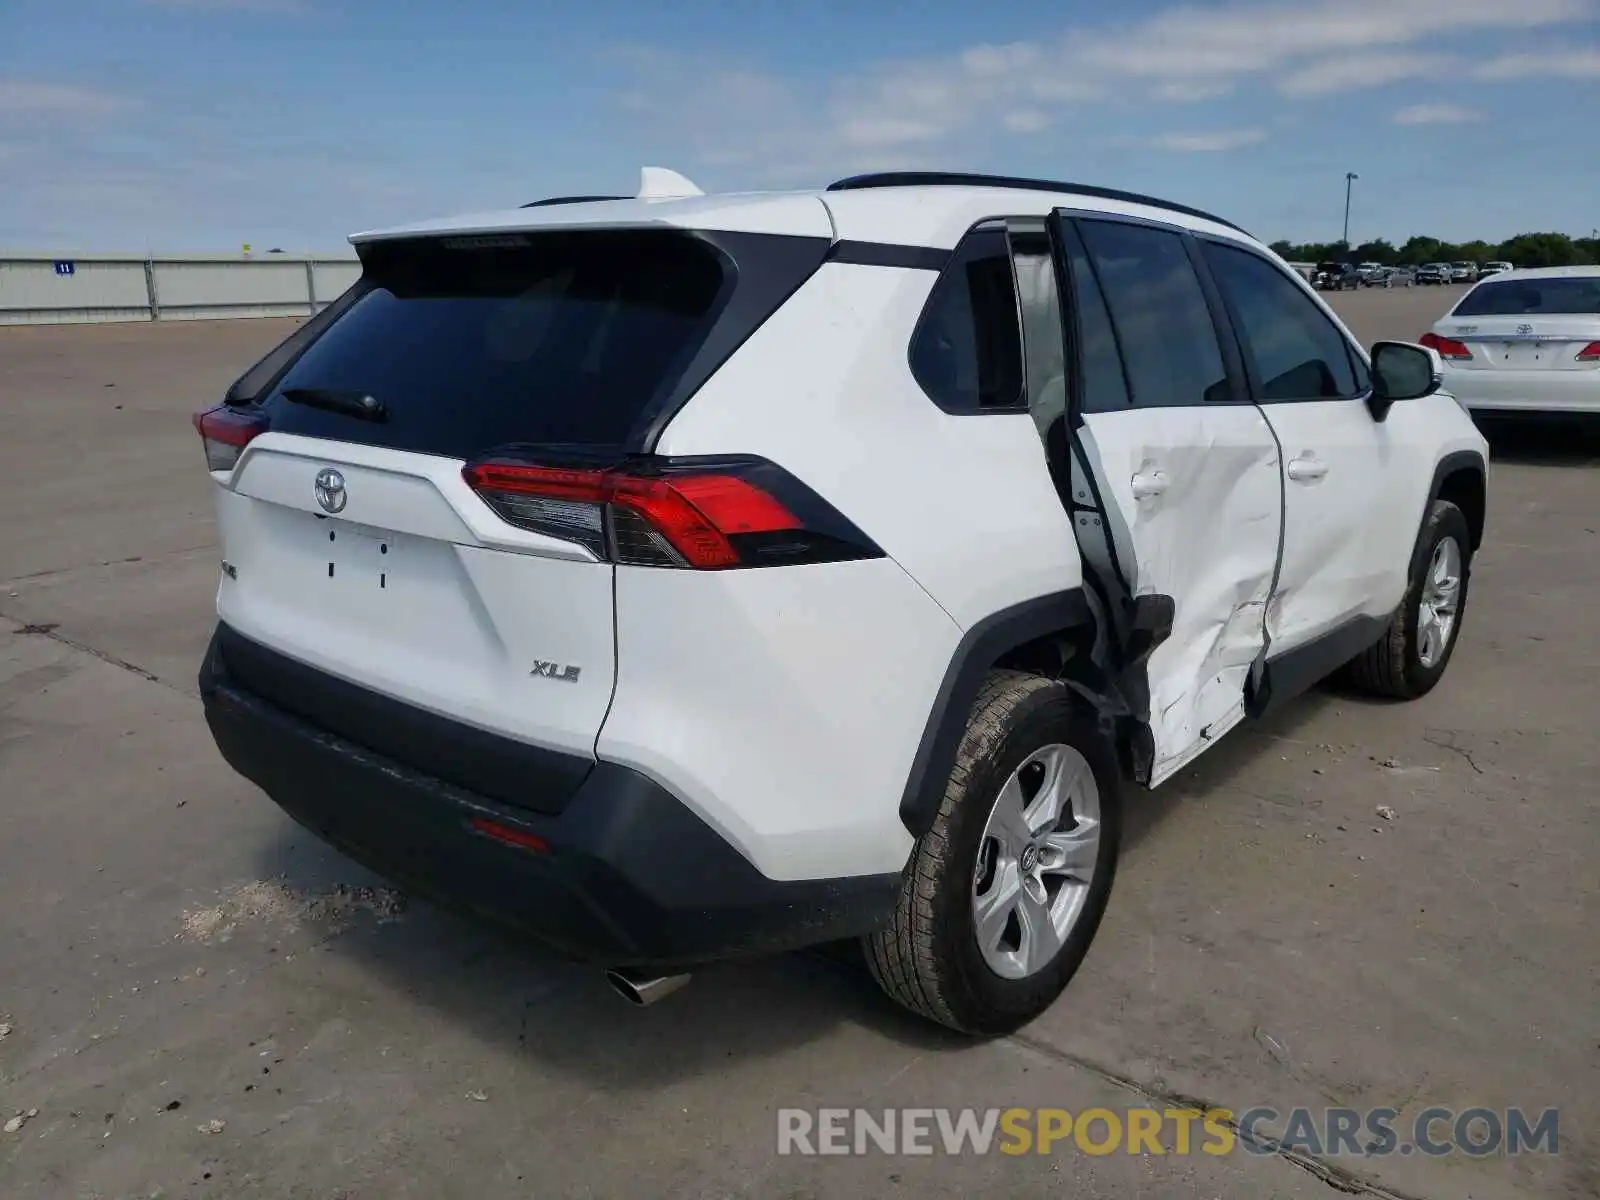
[1353,239,1397,264]
[1397,236,1442,265]
[1495,232,1578,269]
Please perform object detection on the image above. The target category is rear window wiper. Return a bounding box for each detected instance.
[281,387,388,423]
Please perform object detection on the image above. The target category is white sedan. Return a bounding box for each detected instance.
[1422,266,1600,415]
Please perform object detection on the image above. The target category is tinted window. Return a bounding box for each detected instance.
[1078,220,1229,408]
[1062,228,1132,414]
[1453,276,1600,316]
[261,231,729,458]
[1203,242,1359,401]
[910,228,1025,412]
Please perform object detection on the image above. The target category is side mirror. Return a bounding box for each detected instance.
[1366,340,1442,421]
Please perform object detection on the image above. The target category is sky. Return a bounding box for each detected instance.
[2,0,1597,251]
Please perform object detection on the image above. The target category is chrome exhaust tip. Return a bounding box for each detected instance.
[604,967,692,1007]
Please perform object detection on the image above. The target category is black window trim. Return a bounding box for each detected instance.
[1053,208,1255,416]
[1192,232,1374,407]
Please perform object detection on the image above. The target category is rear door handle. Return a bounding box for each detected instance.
[1286,456,1329,483]
[1130,470,1169,500]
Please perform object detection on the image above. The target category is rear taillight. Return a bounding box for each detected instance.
[463,455,882,570]
[1576,341,1600,362]
[1420,332,1473,361]
[193,404,269,471]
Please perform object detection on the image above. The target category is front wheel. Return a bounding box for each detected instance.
[1341,499,1471,699]
[864,672,1121,1035]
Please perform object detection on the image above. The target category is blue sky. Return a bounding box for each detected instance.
[2,0,1597,250]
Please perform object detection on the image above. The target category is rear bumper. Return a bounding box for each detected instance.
[1441,368,1600,415]
[199,625,899,968]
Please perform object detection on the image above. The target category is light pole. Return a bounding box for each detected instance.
[1342,172,1359,251]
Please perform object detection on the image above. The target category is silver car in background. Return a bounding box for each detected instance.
[1423,266,1600,416]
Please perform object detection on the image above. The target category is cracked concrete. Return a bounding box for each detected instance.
[2,299,1598,1199]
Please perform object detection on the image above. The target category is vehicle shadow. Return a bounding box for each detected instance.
[253,819,925,1083]
[1116,683,1350,856]
[1477,414,1600,466]
[252,680,1363,1074]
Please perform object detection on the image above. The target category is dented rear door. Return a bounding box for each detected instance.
[1047,212,1283,785]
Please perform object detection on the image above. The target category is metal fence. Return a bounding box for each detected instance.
[2,250,1322,327]
[0,252,362,326]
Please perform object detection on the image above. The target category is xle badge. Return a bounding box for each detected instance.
[530,660,581,684]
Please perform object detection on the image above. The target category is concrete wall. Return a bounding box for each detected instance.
[0,252,362,325]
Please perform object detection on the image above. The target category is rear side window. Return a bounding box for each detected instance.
[909,227,1025,412]
[1453,277,1600,316]
[260,231,730,458]
[1202,241,1359,401]
[1078,220,1230,408]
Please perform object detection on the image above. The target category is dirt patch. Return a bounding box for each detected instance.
[179,879,406,943]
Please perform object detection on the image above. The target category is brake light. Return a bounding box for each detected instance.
[1420,332,1473,361]
[1577,341,1600,362]
[463,455,880,570]
[193,404,268,471]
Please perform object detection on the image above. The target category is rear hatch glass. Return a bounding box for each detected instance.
[259,230,734,458]
[1453,277,1600,317]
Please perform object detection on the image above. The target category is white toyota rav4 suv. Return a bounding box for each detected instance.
[196,170,1489,1034]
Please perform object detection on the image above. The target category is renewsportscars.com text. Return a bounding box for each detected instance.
[776,1106,1559,1158]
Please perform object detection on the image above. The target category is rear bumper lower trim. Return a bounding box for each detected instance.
[199,625,899,967]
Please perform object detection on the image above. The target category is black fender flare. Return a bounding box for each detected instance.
[1423,449,1487,552]
[898,590,1093,837]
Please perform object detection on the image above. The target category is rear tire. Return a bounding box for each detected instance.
[1342,499,1471,700]
[864,671,1121,1035]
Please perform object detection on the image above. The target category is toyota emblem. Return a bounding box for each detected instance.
[314,468,347,514]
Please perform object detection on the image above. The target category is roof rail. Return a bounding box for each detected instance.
[825,171,1248,236]
[519,195,629,209]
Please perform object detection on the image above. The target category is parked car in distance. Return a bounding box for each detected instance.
[1361,265,1412,288]
[1388,265,1416,287]
[193,167,1490,1035]
[1480,261,1514,277]
[1450,262,1479,283]
[1424,265,1600,417]
[1416,263,1452,286]
[1315,261,1362,290]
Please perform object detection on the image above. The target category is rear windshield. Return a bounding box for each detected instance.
[258,231,732,458]
[1453,277,1600,317]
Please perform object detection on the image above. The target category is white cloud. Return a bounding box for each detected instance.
[141,0,307,12]
[1072,0,1586,82]
[1393,103,1483,125]
[1474,47,1600,79]
[838,116,943,149]
[1002,109,1053,134]
[609,0,1594,178]
[0,80,135,121]
[1152,129,1267,152]
[1278,52,1455,96]
[1153,80,1235,102]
